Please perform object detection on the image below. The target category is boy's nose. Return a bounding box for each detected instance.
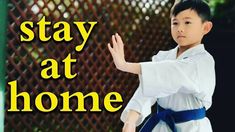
[177,25,184,33]
[177,28,184,33]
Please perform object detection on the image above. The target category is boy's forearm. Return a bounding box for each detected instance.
[125,110,140,124]
[121,62,141,75]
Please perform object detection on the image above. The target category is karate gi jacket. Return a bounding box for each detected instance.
[121,44,215,132]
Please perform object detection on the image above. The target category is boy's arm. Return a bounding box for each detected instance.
[107,33,141,74]
[125,110,140,124]
[122,110,140,132]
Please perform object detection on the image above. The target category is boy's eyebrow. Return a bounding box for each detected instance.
[183,17,192,20]
[172,17,192,21]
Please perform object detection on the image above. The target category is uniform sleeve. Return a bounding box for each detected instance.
[193,54,216,109]
[139,54,215,98]
[120,84,157,126]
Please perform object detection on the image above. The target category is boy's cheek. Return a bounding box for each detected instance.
[171,31,177,38]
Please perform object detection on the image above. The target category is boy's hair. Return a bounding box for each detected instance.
[171,0,211,22]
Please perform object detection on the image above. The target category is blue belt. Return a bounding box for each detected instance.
[139,105,206,132]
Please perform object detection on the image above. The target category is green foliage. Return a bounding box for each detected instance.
[208,0,225,16]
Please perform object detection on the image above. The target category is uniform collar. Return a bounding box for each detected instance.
[172,44,205,60]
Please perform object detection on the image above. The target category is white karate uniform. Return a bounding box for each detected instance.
[121,44,215,132]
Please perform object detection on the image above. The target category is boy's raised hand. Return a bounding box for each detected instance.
[108,33,126,71]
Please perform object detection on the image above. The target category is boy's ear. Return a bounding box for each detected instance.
[203,21,213,35]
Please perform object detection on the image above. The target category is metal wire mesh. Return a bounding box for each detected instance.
[6,0,174,131]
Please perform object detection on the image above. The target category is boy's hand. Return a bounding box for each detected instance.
[108,33,127,71]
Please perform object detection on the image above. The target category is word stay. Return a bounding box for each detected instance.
[20,16,97,52]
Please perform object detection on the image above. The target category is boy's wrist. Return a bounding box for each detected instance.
[124,121,136,126]
[119,62,128,72]
[122,62,141,75]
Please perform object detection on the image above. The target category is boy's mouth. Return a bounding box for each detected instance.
[177,36,186,39]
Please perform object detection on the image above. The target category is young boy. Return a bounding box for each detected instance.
[108,0,215,132]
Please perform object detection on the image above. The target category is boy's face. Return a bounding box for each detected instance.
[171,9,211,47]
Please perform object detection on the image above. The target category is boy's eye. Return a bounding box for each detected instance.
[172,22,178,25]
[185,21,191,24]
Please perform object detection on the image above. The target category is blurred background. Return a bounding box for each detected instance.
[0,0,234,131]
